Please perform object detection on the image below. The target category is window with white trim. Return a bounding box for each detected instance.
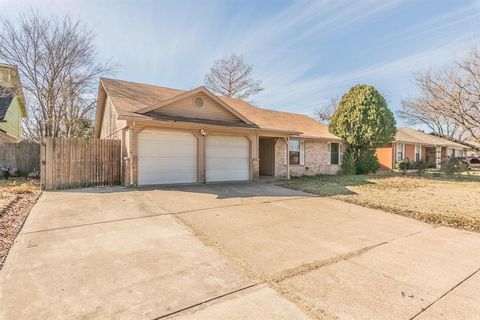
[330,143,340,165]
[415,145,421,161]
[396,143,404,161]
[447,148,454,158]
[289,139,304,165]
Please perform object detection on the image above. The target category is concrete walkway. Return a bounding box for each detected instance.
[1,183,479,319]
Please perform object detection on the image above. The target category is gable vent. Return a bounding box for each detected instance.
[193,96,204,109]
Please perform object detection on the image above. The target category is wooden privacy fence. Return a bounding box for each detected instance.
[41,137,121,190]
[0,141,40,174]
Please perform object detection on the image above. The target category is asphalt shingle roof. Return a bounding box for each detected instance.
[100,78,341,140]
[0,87,15,120]
[396,127,467,149]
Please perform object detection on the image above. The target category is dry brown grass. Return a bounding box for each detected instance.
[0,179,39,197]
[0,179,40,268]
[284,174,480,232]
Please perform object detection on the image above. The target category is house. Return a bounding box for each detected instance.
[463,138,480,157]
[376,127,468,170]
[0,64,26,143]
[95,78,343,185]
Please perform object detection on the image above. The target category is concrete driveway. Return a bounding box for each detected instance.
[1,183,479,319]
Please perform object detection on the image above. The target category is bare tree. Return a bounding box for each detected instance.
[0,11,113,141]
[398,78,466,141]
[314,97,339,123]
[204,54,263,99]
[399,48,480,142]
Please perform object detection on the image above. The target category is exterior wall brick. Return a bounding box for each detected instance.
[405,144,415,161]
[274,139,340,177]
[376,144,393,169]
[274,139,288,177]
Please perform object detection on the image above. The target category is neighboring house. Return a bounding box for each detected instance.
[0,64,26,143]
[95,78,343,185]
[463,138,480,157]
[376,127,468,170]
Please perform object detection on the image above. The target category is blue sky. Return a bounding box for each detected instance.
[1,0,480,125]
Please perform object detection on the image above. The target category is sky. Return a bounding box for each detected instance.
[1,0,480,126]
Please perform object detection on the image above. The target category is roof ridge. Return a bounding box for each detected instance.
[220,96,318,121]
[101,77,187,93]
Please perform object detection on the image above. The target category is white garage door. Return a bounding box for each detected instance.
[138,130,197,185]
[206,135,250,182]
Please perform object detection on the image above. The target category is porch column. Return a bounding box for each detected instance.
[192,130,206,183]
[435,146,442,169]
[248,134,259,180]
[283,137,290,179]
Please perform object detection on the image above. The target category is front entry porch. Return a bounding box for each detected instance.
[259,137,277,177]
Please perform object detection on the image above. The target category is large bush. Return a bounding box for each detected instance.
[442,157,469,176]
[329,85,396,174]
[355,149,380,174]
[340,146,356,175]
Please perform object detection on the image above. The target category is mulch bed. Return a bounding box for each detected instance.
[0,191,41,269]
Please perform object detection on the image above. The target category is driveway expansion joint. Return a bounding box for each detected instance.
[151,283,260,319]
[409,265,480,320]
[19,196,313,235]
[270,241,388,283]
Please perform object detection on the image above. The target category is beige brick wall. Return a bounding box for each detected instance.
[274,139,288,177]
[274,139,340,177]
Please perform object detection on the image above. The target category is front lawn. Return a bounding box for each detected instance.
[283,172,480,232]
[0,179,40,268]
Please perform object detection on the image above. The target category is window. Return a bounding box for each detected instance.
[447,148,454,158]
[289,139,304,165]
[396,143,404,161]
[415,145,421,161]
[330,143,340,165]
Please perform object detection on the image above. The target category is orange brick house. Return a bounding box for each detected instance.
[376,128,468,170]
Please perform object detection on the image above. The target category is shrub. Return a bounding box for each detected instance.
[356,149,380,174]
[442,157,468,176]
[416,160,429,176]
[341,147,356,175]
[395,160,409,170]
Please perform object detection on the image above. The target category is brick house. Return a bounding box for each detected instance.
[94,78,343,185]
[376,127,468,170]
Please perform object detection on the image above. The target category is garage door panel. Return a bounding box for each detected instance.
[206,135,249,182]
[138,130,197,185]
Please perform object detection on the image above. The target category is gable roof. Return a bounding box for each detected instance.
[136,86,255,125]
[97,78,341,140]
[0,87,15,120]
[395,128,467,149]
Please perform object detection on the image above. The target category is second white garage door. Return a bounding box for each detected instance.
[206,135,250,182]
[138,129,197,185]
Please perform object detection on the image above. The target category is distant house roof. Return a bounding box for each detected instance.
[97,78,342,141]
[0,64,26,117]
[395,128,467,149]
[464,138,480,150]
[0,87,15,120]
